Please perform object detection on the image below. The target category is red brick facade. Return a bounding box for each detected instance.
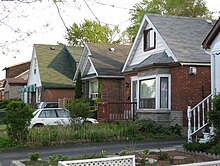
[4,61,30,78]
[43,89,75,102]
[171,65,211,127]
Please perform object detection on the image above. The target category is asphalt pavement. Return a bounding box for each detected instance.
[0,137,186,166]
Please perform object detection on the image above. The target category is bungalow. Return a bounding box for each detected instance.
[3,61,30,100]
[122,14,213,131]
[27,44,82,105]
[73,43,131,102]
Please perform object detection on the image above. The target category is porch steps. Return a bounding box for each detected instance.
[198,127,214,143]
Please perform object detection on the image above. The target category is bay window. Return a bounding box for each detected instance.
[133,74,170,110]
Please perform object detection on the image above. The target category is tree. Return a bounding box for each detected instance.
[75,70,83,99]
[66,19,120,46]
[125,0,212,42]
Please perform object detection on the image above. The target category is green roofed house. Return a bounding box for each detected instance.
[27,44,82,104]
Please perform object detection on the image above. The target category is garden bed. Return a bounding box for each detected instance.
[20,148,219,166]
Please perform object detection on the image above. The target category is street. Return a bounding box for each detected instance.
[0,137,186,165]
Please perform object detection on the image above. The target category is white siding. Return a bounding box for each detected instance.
[210,33,220,50]
[87,64,95,75]
[130,24,167,66]
[27,47,41,87]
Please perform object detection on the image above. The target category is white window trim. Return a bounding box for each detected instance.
[89,79,98,100]
[131,74,171,110]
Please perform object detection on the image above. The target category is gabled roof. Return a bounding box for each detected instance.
[123,14,214,73]
[85,43,131,77]
[34,44,82,88]
[4,78,27,86]
[202,17,220,49]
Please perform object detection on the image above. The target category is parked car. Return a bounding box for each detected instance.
[36,102,59,109]
[29,108,98,128]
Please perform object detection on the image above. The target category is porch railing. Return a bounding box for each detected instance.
[187,94,212,142]
[98,102,137,122]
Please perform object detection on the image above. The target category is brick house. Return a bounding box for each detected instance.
[122,14,213,130]
[27,44,82,104]
[3,61,30,100]
[73,43,131,102]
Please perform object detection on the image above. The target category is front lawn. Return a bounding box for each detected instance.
[0,119,181,149]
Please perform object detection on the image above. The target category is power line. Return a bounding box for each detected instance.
[83,0,101,24]
[87,0,131,10]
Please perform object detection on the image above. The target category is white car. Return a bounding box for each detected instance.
[29,108,98,128]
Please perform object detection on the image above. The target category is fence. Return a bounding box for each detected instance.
[98,102,137,122]
[58,155,135,166]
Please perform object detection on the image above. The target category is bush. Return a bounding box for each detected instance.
[209,94,220,143]
[209,144,220,155]
[29,152,40,161]
[67,99,93,120]
[4,101,33,143]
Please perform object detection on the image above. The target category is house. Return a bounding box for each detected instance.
[2,61,30,100]
[27,44,82,105]
[73,43,131,102]
[202,17,220,95]
[0,79,5,99]
[186,17,220,142]
[122,14,213,131]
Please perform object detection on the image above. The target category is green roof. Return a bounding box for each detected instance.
[66,46,83,62]
[34,44,82,88]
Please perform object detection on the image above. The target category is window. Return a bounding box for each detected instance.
[56,109,70,118]
[160,77,168,108]
[134,75,170,109]
[89,80,98,100]
[139,79,156,109]
[39,109,57,118]
[144,28,156,51]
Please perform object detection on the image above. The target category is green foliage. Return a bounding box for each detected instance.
[67,99,92,119]
[124,0,212,41]
[0,98,21,109]
[209,144,220,155]
[118,149,129,155]
[209,94,220,143]
[29,152,40,161]
[4,101,33,143]
[66,19,120,46]
[75,70,83,99]
[183,142,215,154]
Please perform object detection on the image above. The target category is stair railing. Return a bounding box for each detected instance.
[187,94,212,142]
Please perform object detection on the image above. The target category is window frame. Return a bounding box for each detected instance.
[89,79,99,100]
[143,28,156,52]
[131,74,171,110]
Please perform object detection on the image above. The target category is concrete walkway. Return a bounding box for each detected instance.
[0,137,186,166]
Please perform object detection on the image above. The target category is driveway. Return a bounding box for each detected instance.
[0,137,186,165]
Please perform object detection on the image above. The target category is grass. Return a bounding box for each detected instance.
[0,124,6,131]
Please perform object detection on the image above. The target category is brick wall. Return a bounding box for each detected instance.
[43,89,75,102]
[171,65,211,127]
[6,62,30,78]
[101,78,126,102]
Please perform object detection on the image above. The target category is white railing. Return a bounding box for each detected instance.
[187,94,212,142]
[58,155,135,166]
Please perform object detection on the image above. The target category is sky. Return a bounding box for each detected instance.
[0,0,219,80]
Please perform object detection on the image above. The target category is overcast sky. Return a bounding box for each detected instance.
[0,0,219,80]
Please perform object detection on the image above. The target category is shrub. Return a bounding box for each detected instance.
[4,101,33,143]
[209,94,220,143]
[67,99,92,120]
[158,150,170,160]
[29,152,40,161]
[209,144,220,155]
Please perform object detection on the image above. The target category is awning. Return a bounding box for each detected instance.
[18,85,35,93]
